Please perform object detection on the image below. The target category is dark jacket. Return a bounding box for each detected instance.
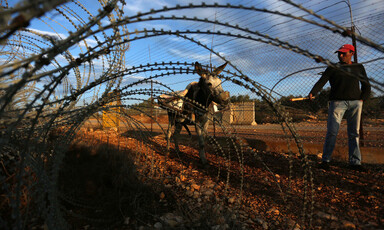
[310,63,371,101]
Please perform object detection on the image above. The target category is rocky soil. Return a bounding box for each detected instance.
[55,129,384,229]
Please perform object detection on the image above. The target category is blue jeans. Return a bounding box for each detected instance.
[322,100,363,165]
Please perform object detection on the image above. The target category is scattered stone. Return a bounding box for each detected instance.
[342,220,356,229]
[363,222,379,228]
[286,218,300,230]
[217,216,226,225]
[254,217,268,229]
[154,222,162,229]
[159,212,184,228]
[245,218,255,225]
[165,219,178,228]
[180,174,187,181]
[193,191,200,198]
[110,127,118,132]
[162,212,174,220]
[191,183,200,190]
[186,190,193,197]
[165,184,172,189]
[228,197,235,204]
[175,215,183,223]
[203,189,214,196]
[316,211,338,220]
[206,181,215,188]
[267,207,279,215]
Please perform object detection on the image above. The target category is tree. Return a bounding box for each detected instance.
[230,94,252,103]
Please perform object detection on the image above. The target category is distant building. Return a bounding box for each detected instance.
[102,91,121,129]
[222,101,257,125]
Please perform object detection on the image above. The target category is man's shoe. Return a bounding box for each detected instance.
[319,161,330,170]
[349,164,367,172]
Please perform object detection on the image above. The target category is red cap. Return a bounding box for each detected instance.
[335,44,355,53]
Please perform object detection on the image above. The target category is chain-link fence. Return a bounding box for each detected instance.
[119,0,384,160]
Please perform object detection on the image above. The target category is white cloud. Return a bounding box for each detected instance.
[27,28,67,39]
[120,75,154,87]
[123,0,227,18]
[78,38,98,47]
[169,48,208,61]
[168,48,226,63]
[126,75,145,80]
[126,21,173,32]
[124,0,168,14]
[27,28,98,49]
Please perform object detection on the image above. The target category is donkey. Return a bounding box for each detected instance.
[160,62,230,165]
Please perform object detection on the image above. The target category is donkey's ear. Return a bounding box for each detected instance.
[194,62,204,77]
[213,62,228,75]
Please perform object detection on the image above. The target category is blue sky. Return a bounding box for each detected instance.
[2,0,384,105]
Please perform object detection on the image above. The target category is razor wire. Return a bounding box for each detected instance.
[1,0,383,229]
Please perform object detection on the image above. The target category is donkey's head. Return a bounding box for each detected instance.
[194,62,230,106]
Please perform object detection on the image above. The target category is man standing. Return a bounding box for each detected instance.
[308,44,371,171]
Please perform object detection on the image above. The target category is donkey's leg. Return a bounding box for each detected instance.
[173,122,183,153]
[196,117,209,165]
[183,123,192,136]
[166,122,173,152]
[166,113,174,152]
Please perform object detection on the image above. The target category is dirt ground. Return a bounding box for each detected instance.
[92,114,384,163]
[52,127,384,229]
[53,115,384,229]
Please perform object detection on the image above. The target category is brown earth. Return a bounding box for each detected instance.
[52,128,384,229]
[3,115,382,229]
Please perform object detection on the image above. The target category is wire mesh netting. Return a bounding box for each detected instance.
[1,0,383,229]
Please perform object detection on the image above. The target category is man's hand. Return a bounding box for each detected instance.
[308,93,314,101]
